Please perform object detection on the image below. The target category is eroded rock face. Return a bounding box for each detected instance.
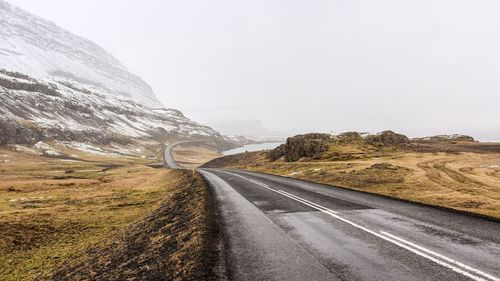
[270,133,331,162]
[0,119,40,145]
[0,119,129,146]
[0,71,60,97]
[364,131,409,146]
[269,144,287,161]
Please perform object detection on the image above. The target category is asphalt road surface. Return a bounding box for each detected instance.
[163,140,209,169]
[164,142,182,169]
[165,144,500,281]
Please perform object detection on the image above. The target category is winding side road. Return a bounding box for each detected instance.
[164,143,500,281]
[163,142,182,169]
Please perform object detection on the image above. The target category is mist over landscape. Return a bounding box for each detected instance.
[8,0,500,140]
[1,1,499,280]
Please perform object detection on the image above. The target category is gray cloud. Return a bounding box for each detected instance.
[9,0,500,140]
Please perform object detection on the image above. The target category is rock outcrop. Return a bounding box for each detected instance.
[332,132,365,144]
[270,133,331,162]
[412,134,475,143]
[364,131,410,146]
[0,118,129,146]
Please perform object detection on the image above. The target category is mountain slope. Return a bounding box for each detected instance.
[0,1,241,153]
[0,0,161,108]
[0,70,226,150]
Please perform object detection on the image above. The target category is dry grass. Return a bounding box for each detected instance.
[0,148,217,280]
[49,169,218,281]
[204,144,500,219]
[172,144,221,168]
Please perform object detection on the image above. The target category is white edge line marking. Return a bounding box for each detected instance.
[380,231,499,281]
[321,210,490,281]
[222,170,497,281]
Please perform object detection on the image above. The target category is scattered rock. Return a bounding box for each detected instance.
[453,200,484,209]
[370,163,400,170]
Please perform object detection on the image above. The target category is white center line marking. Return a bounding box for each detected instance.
[277,189,338,214]
[221,170,498,281]
[221,170,338,214]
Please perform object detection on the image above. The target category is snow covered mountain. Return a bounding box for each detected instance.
[0,69,227,149]
[0,0,161,108]
[0,1,243,153]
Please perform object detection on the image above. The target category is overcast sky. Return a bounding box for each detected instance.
[8,0,500,140]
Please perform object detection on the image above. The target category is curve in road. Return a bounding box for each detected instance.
[165,143,500,281]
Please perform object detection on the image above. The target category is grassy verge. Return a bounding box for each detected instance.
[0,149,217,280]
[203,144,500,219]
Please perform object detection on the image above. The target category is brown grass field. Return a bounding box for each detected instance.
[203,142,500,219]
[172,143,222,169]
[0,147,217,280]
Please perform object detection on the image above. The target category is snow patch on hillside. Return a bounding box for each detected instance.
[0,70,224,146]
[0,0,162,107]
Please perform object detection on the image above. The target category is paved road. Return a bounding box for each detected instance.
[165,144,500,281]
[163,142,182,169]
[163,140,210,169]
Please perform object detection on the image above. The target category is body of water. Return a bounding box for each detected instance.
[223,142,284,156]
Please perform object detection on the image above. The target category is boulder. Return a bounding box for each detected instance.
[364,130,409,147]
[269,133,330,162]
[269,143,287,161]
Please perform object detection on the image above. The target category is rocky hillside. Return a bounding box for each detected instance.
[412,134,476,143]
[0,69,227,151]
[0,0,160,107]
[267,131,480,163]
[269,131,411,162]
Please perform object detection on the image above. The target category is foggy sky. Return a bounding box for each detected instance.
[8,0,500,140]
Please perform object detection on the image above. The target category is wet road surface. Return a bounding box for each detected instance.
[164,144,500,281]
[199,169,500,281]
